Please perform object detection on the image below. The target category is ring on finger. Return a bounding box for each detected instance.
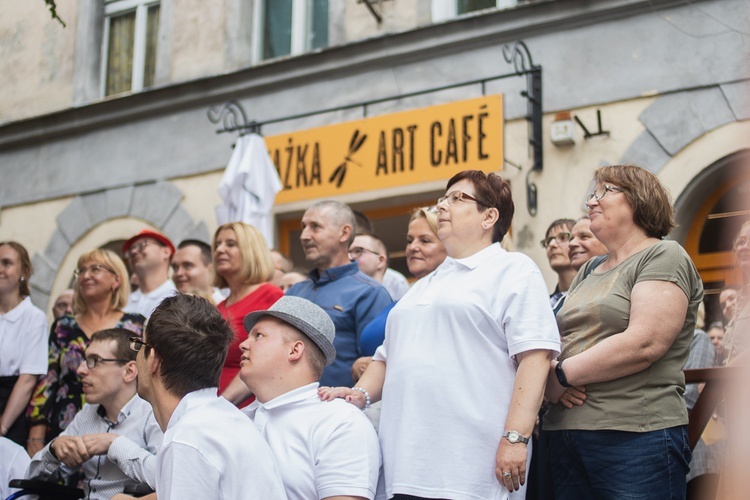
[502,471,512,478]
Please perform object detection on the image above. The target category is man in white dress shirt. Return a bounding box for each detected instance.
[28,328,162,500]
[123,229,176,318]
[132,294,287,500]
[241,296,381,500]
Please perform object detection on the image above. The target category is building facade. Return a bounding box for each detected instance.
[1,0,748,321]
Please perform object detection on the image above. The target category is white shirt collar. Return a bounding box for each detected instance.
[167,387,218,431]
[444,243,503,271]
[248,382,319,412]
[0,296,33,323]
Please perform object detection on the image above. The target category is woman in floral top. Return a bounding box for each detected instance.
[26,249,145,456]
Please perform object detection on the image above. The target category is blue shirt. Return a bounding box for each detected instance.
[287,262,392,387]
[359,301,398,356]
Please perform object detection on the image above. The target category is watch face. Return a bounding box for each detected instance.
[508,431,520,442]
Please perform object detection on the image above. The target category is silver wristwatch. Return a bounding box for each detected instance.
[503,430,530,444]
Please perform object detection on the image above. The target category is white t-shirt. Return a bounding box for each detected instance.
[373,243,560,500]
[211,287,228,305]
[244,383,380,500]
[157,388,287,500]
[0,437,29,498]
[124,279,177,318]
[0,297,48,376]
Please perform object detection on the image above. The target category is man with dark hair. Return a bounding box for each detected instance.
[133,294,286,500]
[240,296,380,500]
[28,328,162,500]
[171,240,225,303]
[123,229,177,318]
[287,200,392,388]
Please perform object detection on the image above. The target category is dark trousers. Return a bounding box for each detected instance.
[0,375,28,447]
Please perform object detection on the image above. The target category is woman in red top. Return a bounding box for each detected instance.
[213,222,283,406]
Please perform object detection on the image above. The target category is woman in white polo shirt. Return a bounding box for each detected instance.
[0,241,48,448]
[321,170,560,500]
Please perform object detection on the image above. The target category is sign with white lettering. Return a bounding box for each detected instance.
[266,95,503,203]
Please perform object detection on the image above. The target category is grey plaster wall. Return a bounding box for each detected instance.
[620,80,750,172]
[1,0,749,208]
[27,181,209,310]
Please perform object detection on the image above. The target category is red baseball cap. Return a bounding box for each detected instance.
[122,229,175,257]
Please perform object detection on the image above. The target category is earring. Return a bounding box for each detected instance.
[20,277,25,282]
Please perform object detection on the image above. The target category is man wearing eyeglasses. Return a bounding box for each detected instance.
[540,218,577,308]
[123,229,177,318]
[28,328,162,500]
[349,234,388,285]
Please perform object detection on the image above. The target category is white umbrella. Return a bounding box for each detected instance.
[216,133,283,247]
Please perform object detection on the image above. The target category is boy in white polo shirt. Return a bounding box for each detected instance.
[240,296,381,500]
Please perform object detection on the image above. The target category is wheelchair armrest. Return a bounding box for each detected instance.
[122,481,155,497]
[7,479,84,499]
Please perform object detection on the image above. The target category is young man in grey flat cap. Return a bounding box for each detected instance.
[240,295,381,500]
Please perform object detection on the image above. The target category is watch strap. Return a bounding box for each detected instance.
[555,359,572,388]
[503,431,530,444]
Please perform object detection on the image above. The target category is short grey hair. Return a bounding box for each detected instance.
[307,200,356,247]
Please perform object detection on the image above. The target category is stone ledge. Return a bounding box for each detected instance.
[57,197,92,245]
[640,87,734,156]
[619,130,671,174]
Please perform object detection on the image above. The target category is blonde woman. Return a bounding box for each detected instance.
[212,222,283,406]
[27,249,145,455]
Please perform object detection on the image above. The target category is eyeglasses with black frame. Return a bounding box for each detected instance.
[83,355,130,369]
[349,247,380,258]
[437,191,483,206]
[540,232,572,249]
[129,336,154,353]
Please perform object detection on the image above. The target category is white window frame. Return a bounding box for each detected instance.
[252,0,320,64]
[100,0,160,96]
[432,0,519,23]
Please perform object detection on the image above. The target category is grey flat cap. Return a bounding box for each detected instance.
[243,296,336,366]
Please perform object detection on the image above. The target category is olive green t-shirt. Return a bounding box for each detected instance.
[544,240,703,432]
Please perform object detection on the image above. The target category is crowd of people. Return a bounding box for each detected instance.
[0,164,747,500]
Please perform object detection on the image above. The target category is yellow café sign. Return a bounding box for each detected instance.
[266,95,503,204]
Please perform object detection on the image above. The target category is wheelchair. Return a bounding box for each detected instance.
[5,478,153,499]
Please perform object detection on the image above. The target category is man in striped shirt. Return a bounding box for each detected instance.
[28,328,162,500]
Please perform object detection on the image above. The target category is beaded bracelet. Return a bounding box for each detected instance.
[352,387,371,411]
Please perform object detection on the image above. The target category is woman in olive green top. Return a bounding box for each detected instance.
[544,165,703,500]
